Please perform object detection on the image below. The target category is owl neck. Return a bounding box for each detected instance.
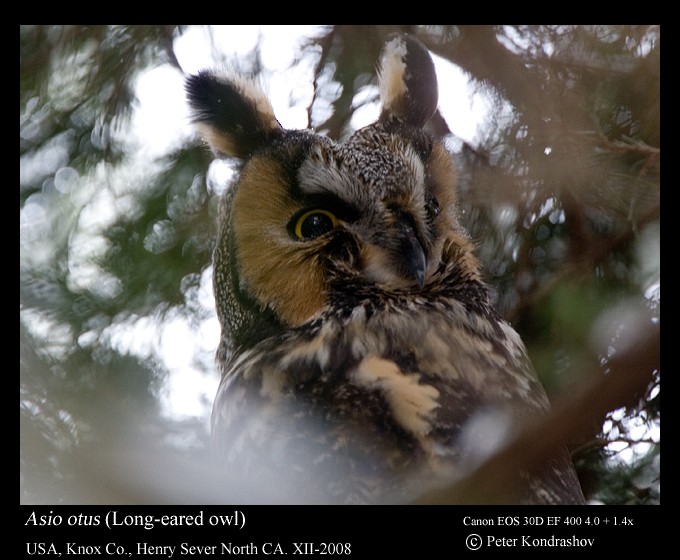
[325,262,495,323]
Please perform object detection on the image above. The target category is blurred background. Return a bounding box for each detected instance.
[20,25,659,504]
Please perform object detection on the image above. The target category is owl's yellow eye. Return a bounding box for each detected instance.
[293,209,339,240]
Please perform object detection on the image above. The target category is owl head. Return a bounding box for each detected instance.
[186,34,482,356]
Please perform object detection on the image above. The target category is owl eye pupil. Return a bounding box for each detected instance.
[294,209,339,240]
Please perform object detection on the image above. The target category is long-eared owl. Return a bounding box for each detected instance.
[185,33,585,504]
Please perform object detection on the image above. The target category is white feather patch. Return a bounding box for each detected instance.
[351,356,439,438]
[378,36,409,115]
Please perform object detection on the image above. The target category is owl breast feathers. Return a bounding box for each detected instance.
[185,34,585,504]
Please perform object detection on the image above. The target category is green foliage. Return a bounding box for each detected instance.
[20,25,659,504]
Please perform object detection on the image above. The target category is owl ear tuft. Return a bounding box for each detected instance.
[378,34,439,128]
[185,71,283,159]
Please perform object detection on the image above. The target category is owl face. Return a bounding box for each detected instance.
[229,122,467,328]
[187,34,479,332]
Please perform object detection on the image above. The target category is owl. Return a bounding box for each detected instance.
[185,33,585,504]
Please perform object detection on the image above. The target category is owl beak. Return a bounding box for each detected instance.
[397,220,427,289]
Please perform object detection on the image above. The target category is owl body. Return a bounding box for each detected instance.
[186,34,584,504]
